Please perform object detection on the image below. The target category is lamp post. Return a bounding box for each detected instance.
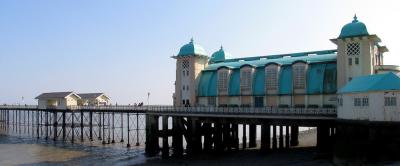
[147,92,150,105]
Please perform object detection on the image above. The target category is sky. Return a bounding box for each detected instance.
[0,0,399,105]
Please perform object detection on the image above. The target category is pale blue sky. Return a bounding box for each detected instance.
[1,0,399,105]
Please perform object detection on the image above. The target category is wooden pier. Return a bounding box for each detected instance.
[0,105,337,158]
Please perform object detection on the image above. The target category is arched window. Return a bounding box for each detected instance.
[240,67,253,93]
[218,69,229,94]
[293,62,307,89]
[265,64,279,90]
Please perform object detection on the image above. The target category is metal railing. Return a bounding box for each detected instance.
[0,105,336,116]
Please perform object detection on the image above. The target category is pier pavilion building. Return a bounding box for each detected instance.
[173,15,400,108]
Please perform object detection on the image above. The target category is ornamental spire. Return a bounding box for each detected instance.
[220,45,224,50]
[352,14,358,23]
[190,37,194,43]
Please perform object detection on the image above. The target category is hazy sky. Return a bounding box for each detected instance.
[1,0,399,105]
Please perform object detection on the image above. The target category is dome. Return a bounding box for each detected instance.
[177,38,208,57]
[339,15,369,38]
[210,46,232,63]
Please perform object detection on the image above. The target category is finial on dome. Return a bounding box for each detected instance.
[190,38,194,43]
[352,14,358,23]
[220,45,224,50]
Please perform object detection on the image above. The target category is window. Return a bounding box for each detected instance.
[354,98,361,106]
[254,97,264,107]
[355,57,359,65]
[348,58,352,65]
[346,42,360,56]
[186,85,189,91]
[182,60,189,69]
[183,86,185,91]
[183,70,186,76]
[385,97,397,106]
[349,77,352,81]
[208,97,216,106]
[240,69,252,91]
[186,70,189,76]
[362,97,369,106]
[218,70,229,93]
[266,67,278,90]
[293,64,306,89]
[338,98,343,106]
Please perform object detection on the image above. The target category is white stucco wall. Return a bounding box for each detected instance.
[279,96,291,106]
[197,97,207,106]
[308,95,323,107]
[338,91,400,121]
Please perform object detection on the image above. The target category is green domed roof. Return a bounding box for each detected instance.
[177,38,208,57]
[210,46,232,63]
[339,15,369,38]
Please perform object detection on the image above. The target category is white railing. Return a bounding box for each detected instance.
[0,105,336,116]
[0,105,38,109]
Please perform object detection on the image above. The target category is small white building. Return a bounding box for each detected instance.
[337,72,400,121]
[35,92,81,109]
[78,93,110,106]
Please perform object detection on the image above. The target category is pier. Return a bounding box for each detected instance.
[0,105,336,158]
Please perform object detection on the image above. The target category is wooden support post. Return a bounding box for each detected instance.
[214,123,223,153]
[192,119,202,154]
[290,126,299,146]
[232,123,239,150]
[36,110,40,139]
[126,112,130,147]
[162,116,169,159]
[242,124,247,149]
[249,124,257,148]
[62,111,66,141]
[53,111,58,141]
[223,123,231,151]
[98,112,102,140]
[135,111,140,146]
[261,122,271,152]
[80,110,84,142]
[285,126,290,149]
[102,112,106,145]
[279,125,284,149]
[71,111,75,143]
[203,123,212,152]
[111,112,115,143]
[45,111,49,140]
[317,125,330,153]
[145,115,159,157]
[120,112,124,142]
[172,116,183,157]
[89,111,93,141]
[272,125,277,150]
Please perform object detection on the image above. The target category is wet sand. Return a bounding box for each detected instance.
[0,144,88,166]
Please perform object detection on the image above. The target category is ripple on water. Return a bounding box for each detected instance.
[0,135,147,166]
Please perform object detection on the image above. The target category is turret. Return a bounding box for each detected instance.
[172,38,209,106]
[331,15,389,89]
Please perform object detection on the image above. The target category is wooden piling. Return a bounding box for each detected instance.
[290,125,299,146]
[249,124,257,148]
[172,116,183,157]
